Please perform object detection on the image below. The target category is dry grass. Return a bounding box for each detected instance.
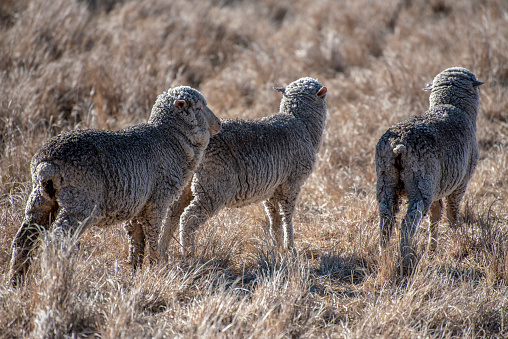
[1,0,507,337]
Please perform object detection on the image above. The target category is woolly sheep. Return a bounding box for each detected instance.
[9,86,221,283]
[375,67,483,272]
[159,77,327,258]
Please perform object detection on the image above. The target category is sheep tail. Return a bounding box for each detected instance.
[392,144,407,155]
[34,162,60,198]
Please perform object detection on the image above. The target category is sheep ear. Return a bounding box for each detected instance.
[317,86,327,97]
[174,100,187,109]
[273,87,286,94]
[472,80,484,87]
[422,83,433,91]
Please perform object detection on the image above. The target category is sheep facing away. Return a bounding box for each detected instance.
[375,67,483,273]
[159,77,327,258]
[9,86,221,283]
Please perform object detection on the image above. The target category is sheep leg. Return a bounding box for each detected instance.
[143,220,162,267]
[124,219,145,270]
[376,159,401,256]
[446,188,465,230]
[263,197,283,246]
[400,199,429,274]
[137,199,169,268]
[48,186,101,235]
[428,199,443,253]
[179,196,218,257]
[9,222,41,285]
[279,189,300,251]
[9,188,57,284]
[159,182,193,261]
[378,188,400,254]
[51,211,98,239]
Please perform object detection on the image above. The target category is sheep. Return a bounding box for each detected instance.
[159,77,327,258]
[375,67,483,273]
[9,86,221,283]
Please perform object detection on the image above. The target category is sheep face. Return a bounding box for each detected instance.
[173,98,221,135]
[150,86,221,136]
[170,86,221,136]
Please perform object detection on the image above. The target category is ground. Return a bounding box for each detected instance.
[0,0,507,337]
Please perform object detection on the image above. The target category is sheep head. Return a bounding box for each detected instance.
[150,86,221,135]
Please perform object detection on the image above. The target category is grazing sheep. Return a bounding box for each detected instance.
[159,77,327,258]
[375,67,483,272]
[9,86,221,283]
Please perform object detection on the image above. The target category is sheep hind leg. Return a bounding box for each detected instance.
[400,199,430,275]
[263,197,283,247]
[9,221,47,285]
[9,189,57,285]
[159,182,193,261]
[378,189,400,255]
[428,199,443,253]
[50,186,101,238]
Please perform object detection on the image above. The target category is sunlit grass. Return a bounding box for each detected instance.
[1,0,507,337]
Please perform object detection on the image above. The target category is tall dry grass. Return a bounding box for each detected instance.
[1,0,507,337]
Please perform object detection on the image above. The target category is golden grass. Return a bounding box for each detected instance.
[1,0,507,337]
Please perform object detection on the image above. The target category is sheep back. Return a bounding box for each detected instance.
[194,115,316,209]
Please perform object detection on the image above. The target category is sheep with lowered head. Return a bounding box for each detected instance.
[9,86,221,283]
[159,77,327,258]
[375,67,483,273]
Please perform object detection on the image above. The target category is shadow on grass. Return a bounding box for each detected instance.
[432,264,485,285]
[317,251,371,285]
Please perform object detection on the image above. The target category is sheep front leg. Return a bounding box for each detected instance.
[124,219,145,270]
[428,199,443,253]
[263,197,283,247]
[446,187,466,230]
[279,190,300,251]
[143,219,162,267]
[137,200,169,268]
[179,198,216,257]
[159,182,193,261]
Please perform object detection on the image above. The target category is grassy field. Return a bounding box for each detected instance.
[1,0,507,337]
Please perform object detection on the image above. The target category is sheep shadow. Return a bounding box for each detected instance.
[316,252,372,285]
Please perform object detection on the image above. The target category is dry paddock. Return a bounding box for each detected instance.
[0,0,507,337]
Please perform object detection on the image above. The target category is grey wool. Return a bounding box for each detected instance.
[9,86,221,283]
[375,67,483,273]
[159,77,327,258]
